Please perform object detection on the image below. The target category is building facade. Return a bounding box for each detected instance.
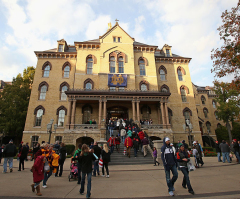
[23,22,219,147]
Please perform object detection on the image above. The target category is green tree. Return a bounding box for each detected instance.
[231,121,240,141]
[214,81,240,142]
[215,125,228,142]
[211,1,240,91]
[0,66,35,140]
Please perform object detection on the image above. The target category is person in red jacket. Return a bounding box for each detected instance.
[107,135,115,154]
[115,135,121,153]
[138,130,145,151]
[124,136,133,158]
[31,155,45,196]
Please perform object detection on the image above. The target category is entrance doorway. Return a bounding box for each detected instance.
[107,106,128,120]
[76,136,94,148]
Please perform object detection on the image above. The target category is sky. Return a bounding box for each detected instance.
[0,0,238,86]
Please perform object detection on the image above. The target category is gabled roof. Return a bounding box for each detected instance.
[99,22,135,41]
[133,41,158,48]
[34,46,76,54]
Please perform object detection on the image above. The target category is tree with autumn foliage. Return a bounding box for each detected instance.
[213,81,240,142]
[211,1,240,91]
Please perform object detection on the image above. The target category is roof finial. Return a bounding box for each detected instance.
[115,18,119,25]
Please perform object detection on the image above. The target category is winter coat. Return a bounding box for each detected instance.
[161,137,177,167]
[20,146,29,159]
[138,131,145,140]
[153,150,157,158]
[78,152,96,173]
[59,146,67,161]
[33,155,44,183]
[215,143,221,153]
[133,138,139,149]
[233,142,239,153]
[127,130,132,137]
[142,138,149,146]
[195,144,202,157]
[115,137,121,145]
[124,137,133,148]
[107,137,115,146]
[220,142,230,153]
[120,129,126,136]
[3,143,17,157]
[101,149,111,163]
[93,145,101,158]
[177,150,190,167]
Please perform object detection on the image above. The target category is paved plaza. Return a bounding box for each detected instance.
[0,157,240,199]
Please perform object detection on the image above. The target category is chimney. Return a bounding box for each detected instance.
[108,22,112,30]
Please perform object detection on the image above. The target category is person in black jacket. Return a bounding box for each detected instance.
[215,141,222,162]
[78,144,96,199]
[3,139,17,173]
[18,143,28,171]
[92,142,101,176]
[32,143,40,161]
[232,139,240,163]
[133,137,139,157]
[55,142,67,177]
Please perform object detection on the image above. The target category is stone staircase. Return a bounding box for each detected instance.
[106,130,154,165]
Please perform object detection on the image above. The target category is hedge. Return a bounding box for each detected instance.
[65,144,75,155]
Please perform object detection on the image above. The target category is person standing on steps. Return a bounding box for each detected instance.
[107,135,115,154]
[142,137,149,157]
[115,135,121,153]
[133,137,139,158]
[161,137,178,197]
[124,135,133,158]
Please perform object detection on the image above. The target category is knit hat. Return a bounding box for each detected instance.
[233,139,237,142]
[165,137,170,142]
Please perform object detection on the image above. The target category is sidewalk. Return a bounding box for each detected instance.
[0,157,239,198]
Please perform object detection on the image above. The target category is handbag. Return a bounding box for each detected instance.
[98,158,103,168]
[187,159,196,171]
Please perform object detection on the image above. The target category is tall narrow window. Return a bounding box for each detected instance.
[178,69,183,81]
[118,57,124,73]
[39,85,47,100]
[184,111,190,121]
[139,59,146,76]
[58,44,63,52]
[85,82,92,90]
[215,111,218,120]
[35,109,43,126]
[55,136,62,143]
[31,136,39,147]
[141,84,147,91]
[166,49,170,57]
[87,58,93,74]
[63,66,70,78]
[110,57,115,73]
[118,37,121,42]
[204,109,208,118]
[113,37,116,42]
[61,86,68,100]
[160,69,166,80]
[201,96,206,104]
[58,110,65,126]
[181,88,187,102]
[212,101,216,108]
[83,107,91,124]
[206,122,211,133]
[43,65,50,77]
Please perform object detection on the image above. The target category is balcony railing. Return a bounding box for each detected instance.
[141,125,164,129]
[74,124,99,130]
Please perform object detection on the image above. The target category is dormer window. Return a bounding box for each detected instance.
[166,49,170,57]
[58,44,63,52]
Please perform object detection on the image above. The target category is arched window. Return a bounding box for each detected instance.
[39,85,47,100]
[203,108,208,118]
[141,84,147,91]
[139,59,146,76]
[58,110,65,126]
[110,56,115,73]
[83,106,92,124]
[161,84,169,93]
[178,69,183,81]
[61,86,68,100]
[212,100,216,108]
[168,108,173,124]
[43,65,50,77]
[215,111,219,120]
[206,122,211,133]
[118,57,124,73]
[160,69,166,80]
[183,107,192,123]
[63,65,70,78]
[35,109,43,126]
[162,88,168,92]
[181,88,187,102]
[87,58,93,74]
[141,105,151,120]
[201,96,206,105]
[86,82,92,90]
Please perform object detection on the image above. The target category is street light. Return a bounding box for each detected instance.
[47,119,57,144]
[183,119,193,147]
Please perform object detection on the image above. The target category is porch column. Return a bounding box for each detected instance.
[136,100,140,122]
[103,98,107,122]
[98,98,102,124]
[160,100,165,126]
[157,107,161,124]
[132,99,136,121]
[66,100,72,128]
[71,99,76,129]
[164,101,169,126]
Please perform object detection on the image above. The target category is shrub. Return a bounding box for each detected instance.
[203,147,214,151]
[65,144,75,155]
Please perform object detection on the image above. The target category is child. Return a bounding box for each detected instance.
[71,160,78,175]
[153,147,160,166]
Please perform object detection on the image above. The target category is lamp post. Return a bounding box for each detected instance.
[183,119,193,147]
[47,119,58,144]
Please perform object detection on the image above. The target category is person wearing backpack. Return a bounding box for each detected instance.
[73,143,82,184]
[101,144,110,178]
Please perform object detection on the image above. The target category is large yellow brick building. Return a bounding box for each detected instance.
[22,22,220,147]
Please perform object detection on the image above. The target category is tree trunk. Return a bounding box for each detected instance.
[226,121,232,142]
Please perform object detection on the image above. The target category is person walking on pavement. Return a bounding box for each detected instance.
[55,142,67,177]
[18,143,28,171]
[25,142,29,161]
[194,141,204,166]
[79,144,96,199]
[101,144,111,178]
[142,137,149,157]
[107,135,115,154]
[232,139,240,163]
[219,140,231,163]
[73,143,82,184]
[124,135,133,158]
[176,144,194,195]
[93,142,101,176]
[153,147,160,166]
[215,141,222,162]
[2,139,17,173]
[161,137,178,197]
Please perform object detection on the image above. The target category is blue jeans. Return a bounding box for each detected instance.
[77,162,81,184]
[217,152,222,162]
[164,164,178,192]
[93,160,99,176]
[80,172,92,198]
[109,128,113,137]
[134,148,138,157]
[234,151,240,163]
[180,167,193,191]
[222,152,231,163]
[34,181,41,188]
[3,157,13,172]
[43,168,52,186]
[121,136,125,144]
[110,145,114,153]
